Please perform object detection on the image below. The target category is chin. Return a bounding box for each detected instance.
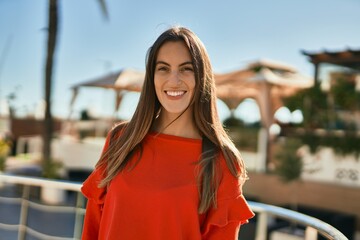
[162,106,192,115]
[163,109,188,115]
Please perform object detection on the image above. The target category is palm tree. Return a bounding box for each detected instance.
[43,0,108,178]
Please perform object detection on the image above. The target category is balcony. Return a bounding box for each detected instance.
[0,174,348,240]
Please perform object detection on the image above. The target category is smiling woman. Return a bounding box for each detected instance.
[81,26,254,240]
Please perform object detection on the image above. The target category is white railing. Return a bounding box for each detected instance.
[250,201,348,240]
[0,174,85,240]
[0,174,348,240]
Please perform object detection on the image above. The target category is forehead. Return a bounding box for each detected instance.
[156,41,192,62]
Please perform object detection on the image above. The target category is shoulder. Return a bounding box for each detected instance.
[100,121,128,151]
[82,121,130,201]
[109,121,128,140]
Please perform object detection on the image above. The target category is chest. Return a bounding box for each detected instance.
[106,140,202,208]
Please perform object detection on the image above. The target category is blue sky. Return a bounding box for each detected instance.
[0,0,360,121]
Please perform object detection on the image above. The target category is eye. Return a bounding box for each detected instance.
[180,66,194,72]
[156,66,169,72]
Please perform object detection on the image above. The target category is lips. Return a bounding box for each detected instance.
[165,91,186,97]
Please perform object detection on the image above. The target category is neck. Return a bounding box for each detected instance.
[153,108,201,139]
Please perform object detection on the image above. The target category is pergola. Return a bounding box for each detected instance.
[215,59,313,129]
[302,48,360,82]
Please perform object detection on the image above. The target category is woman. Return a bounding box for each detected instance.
[81,26,254,240]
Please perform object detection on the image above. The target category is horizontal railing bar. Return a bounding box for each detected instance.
[23,225,75,240]
[0,222,20,231]
[0,196,82,214]
[0,174,82,191]
[0,223,76,240]
[249,201,348,240]
[28,200,79,213]
[0,196,22,204]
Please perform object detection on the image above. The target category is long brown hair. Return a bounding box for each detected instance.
[97,26,247,213]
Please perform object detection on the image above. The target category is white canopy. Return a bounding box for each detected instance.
[69,68,145,118]
[71,68,145,91]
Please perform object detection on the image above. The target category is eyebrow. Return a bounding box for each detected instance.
[156,61,193,67]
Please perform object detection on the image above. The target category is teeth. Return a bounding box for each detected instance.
[166,91,185,96]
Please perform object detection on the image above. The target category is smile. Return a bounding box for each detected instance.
[165,91,186,97]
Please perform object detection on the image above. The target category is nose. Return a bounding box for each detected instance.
[168,70,181,85]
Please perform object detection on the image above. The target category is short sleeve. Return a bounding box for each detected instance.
[81,166,107,204]
[201,157,254,238]
[81,132,111,203]
[81,134,111,240]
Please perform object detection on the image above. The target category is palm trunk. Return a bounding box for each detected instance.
[43,0,58,173]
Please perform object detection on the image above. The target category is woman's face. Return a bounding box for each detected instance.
[154,41,195,116]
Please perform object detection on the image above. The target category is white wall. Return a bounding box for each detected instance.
[300,146,360,187]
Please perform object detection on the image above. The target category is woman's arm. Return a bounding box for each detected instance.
[82,199,102,240]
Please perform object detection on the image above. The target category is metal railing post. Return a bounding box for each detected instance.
[18,185,30,240]
[255,211,268,240]
[305,226,318,240]
[73,191,85,239]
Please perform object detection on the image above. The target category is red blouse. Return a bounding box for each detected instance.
[81,132,254,240]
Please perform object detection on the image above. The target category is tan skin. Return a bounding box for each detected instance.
[152,41,201,140]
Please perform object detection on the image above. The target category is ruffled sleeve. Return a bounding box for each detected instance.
[81,131,111,203]
[81,166,107,204]
[201,157,254,239]
[81,134,110,240]
[81,167,107,240]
